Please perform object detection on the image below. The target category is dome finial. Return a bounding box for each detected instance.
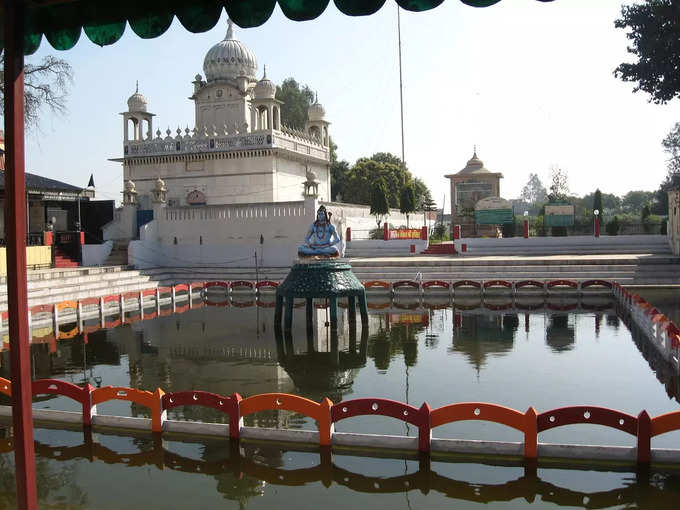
[315,91,319,104]
[226,18,234,40]
[473,144,477,157]
[135,80,139,93]
[263,64,267,79]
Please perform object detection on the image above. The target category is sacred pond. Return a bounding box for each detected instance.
[0,290,679,508]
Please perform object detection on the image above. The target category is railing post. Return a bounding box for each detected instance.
[346,227,351,242]
[139,291,144,319]
[99,297,105,325]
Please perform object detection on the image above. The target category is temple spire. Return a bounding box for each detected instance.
[226,18,234,40]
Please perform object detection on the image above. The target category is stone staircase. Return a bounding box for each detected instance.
[103,241,129,267]
[142,255,680,286]
[0,266,164,311]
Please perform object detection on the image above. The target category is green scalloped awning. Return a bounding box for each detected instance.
[0,0,555,55]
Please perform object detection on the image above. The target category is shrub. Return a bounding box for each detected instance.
[606,216,620,236]
[369,227,384,240]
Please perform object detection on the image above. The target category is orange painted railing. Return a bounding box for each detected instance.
[3,374,678,463]
[431,403,537,458]
[240,393,333,446]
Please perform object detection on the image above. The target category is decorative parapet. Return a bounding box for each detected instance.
[123,129,329,162]
[162,200,309,222]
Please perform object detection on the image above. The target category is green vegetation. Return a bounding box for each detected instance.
[370,180,390,228]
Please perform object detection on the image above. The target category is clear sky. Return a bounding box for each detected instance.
[22,0,678,208]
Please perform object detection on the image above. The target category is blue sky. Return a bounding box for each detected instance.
[22,0,679,207]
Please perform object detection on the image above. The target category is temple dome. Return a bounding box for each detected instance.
[127,83,147,112]
[203,20,257,83]
[458,150,490,174]
[308,95,326,122]
[254,66,276,99]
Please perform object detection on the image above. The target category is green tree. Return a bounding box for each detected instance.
[399,184,417,228]
[520,173,548,204]
[653,123,680,214]
[622,190,654,214]
[593,189,603,216]
[614,0,680,104]
[413,177,433,210]
[275,77,314,129]
[370,179,390,228]
[547,166,569,202]
[0,54,73,128]
[345,156,409,208]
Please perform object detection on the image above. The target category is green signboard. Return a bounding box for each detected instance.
[544,214,575,227]
[475,209,514,225]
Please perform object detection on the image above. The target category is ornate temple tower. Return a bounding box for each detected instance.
[113,19,331,210]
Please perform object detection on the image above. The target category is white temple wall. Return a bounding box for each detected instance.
[274,159,330,202]
[129,197,345,268]
[326,202,428,234]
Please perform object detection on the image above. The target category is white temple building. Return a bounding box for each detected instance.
[113,19,330,210]
[100,20,427,267]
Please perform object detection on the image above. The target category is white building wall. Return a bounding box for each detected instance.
[129,197,344,268]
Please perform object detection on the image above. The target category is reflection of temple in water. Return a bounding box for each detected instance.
[546,314,576,353]
[450,313,517,372]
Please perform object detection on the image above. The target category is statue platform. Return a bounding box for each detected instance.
[275,258,368,332]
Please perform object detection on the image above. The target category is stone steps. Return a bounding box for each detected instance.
[0,266,162,310]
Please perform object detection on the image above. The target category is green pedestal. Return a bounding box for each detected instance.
[275,259,368,331]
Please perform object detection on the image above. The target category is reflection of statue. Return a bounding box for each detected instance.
[298,205,341,257]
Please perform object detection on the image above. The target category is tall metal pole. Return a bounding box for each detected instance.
[397,6,405,166]
[4,1,38,508]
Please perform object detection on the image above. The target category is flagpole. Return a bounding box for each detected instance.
[397,5,405,166]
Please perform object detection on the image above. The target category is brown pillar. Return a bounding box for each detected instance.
[4,1,38,508]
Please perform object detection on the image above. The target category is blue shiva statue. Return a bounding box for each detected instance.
[298,205,341,258]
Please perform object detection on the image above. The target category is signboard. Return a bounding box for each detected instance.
[387,229,421,240]
[474,196,513,225]
[545,204,575,227]
[41,191,81,202]
[475,209,513,225]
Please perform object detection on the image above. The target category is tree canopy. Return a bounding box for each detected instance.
[0,54,73,129]
[547,167,569,202]
[399,184,417,227]
[275,77,314,130]
[614,0,680,104]
[370,180,390,227]
[519,173,547,205]
[652,122,680,214]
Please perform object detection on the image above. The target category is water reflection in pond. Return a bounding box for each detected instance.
[0,425,679,509]
[0,293,678,443]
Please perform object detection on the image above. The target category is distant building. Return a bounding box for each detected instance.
[445,150,503,237]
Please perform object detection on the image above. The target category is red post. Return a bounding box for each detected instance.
[523,219,529,239]
[43,231,53,246]
[4,1,38,507]
[420,225,427,240]
[410,244,415,254]
[345,227,351,242]
[453,225,461,240]
[79,231,85,244]
[594,216,600,238]
[383,222,388,241]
